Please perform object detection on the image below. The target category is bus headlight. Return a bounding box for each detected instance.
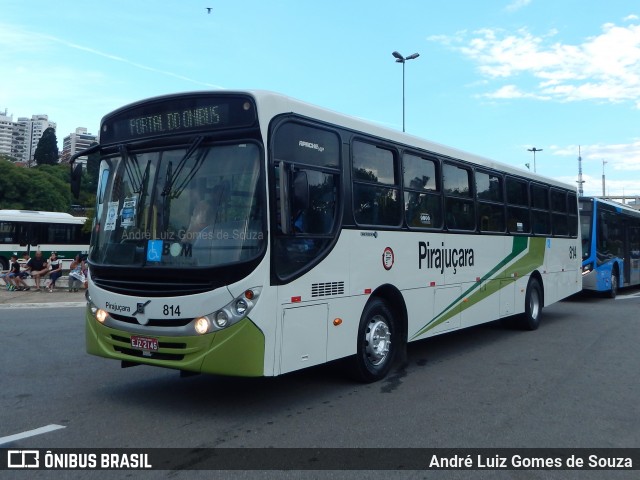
[199,287,262,332]
[582,263,593,275]
[87,294,109,323]
[96,309,108,324]
[194,317,210,335]
[214,311,229,328]
[235,299,248,315]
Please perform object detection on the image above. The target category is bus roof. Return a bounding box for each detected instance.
[580,196,640,217]
[100,89,578,192]
[250,90,576,190]
[0,210,87,224]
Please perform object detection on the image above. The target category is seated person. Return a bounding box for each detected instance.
[185,201,213,241]
[18,252,31,281]
[68,254,86,292]
[46,252,63,292]
[26,250,50,291]
[0,263,16,291]
[7,254,29,291]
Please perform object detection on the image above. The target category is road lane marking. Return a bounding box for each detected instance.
[0,302,86,309]
[616,292,640,300]
[0,424,66,445]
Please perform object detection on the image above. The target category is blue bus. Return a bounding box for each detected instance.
[580,197,640,297]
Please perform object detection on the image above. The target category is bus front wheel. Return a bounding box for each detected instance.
[520,278,543,331]
[351,298,397,383]
[607,269,618,299]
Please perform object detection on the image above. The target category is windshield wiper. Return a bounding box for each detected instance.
[162,136,204,198]
[159,159,173,231]
[120,145,143,193]
[135,160,152,228]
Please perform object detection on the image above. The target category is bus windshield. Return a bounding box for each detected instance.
[580,210,592,259]
[91,141,264,268]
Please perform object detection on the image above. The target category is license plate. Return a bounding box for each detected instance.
[130,335,159,351]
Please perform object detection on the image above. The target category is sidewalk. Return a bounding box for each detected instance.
[0,285,86,306]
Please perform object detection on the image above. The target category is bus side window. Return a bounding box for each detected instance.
[551,189,568,236]
[443,162,474,231]
[506,176,530,234]
[352,141,401,227]
[403,153,442,229]
[0,222,16,243]
[476,170,505,233]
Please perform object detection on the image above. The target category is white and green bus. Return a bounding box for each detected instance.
[0,210,89,270]
[72,91,581,382]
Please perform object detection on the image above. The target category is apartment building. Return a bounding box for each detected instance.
[0,110,14,157]
[61,127,98,163]
[11,114,57,165]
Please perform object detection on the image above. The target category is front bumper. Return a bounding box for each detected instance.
[85,306,265,376]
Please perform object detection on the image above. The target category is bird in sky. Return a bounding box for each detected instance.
[206,7,212,14]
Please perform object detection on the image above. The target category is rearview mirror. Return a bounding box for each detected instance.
[292,170,309,212]
[70,163,82,199]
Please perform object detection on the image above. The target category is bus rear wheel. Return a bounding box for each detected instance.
[519,278,543,331]
[351,298,396,383]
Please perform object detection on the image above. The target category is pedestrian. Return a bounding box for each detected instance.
[7,254,29,291]
[25,250,49,291]
[46,252,63,292]
[0,261,16,291]
[68,254,86,292]
[18,252,31,287]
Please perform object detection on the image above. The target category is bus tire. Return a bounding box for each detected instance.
[607,268,618,299]
[519,278,543,331]
[350,298,396,383]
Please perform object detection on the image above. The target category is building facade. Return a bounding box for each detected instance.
[61,127,98,163]
[11,114,57,165]
[0,110,14,157]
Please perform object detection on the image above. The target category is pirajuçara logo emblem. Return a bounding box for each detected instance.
[418,241,475,274]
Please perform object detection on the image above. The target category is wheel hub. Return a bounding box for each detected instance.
[365,316,391,366]
[529,289,540,319]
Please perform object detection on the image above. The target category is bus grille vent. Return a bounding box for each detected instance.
[311,281,344,297]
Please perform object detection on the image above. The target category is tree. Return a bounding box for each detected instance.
[0,153,18,163]
[0,159,70,211]
[0,159,29,208]
[34,127,59,166]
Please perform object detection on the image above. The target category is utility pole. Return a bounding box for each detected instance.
[392,51,420,132]
[577,146,585,197]
[527,147,542,173]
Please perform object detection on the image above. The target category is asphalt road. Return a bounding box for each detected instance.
[1,289,639,479]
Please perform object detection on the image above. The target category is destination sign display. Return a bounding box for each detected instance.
[101,95,257,143]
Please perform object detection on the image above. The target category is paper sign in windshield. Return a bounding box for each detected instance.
[121,198,137,227]
[105,201,119,231]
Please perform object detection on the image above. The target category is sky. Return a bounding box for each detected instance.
[1,0,639,198]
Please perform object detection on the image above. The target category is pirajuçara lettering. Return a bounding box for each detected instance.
[418,241,475,274]
[105,302,131,313]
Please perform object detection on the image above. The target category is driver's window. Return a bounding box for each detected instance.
[272,122,341,280]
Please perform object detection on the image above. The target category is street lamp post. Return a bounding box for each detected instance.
[602,159,608,196]
[527,147,543,173]
[392,51,419,132]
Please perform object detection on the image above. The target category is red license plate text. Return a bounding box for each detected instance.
[130,336,159,351]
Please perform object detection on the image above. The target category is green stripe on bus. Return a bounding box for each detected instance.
[410,237,545,339]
